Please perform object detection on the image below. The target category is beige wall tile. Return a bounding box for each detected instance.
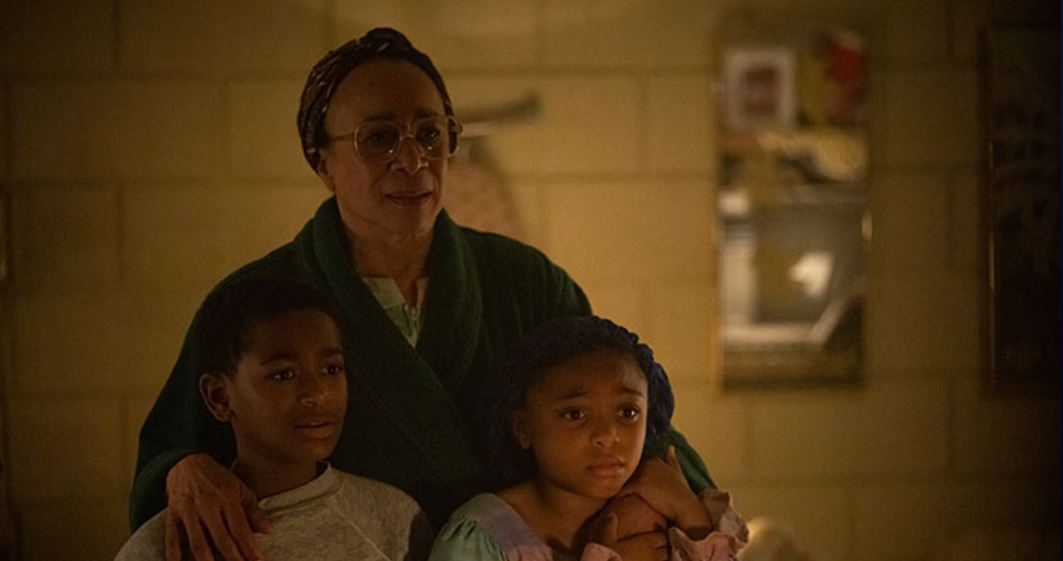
[954,379,1061,475]
[870,69,978,168]
[578,283,647,337]
[726,483,850,561]
[874,0,950,67]
[504,180,548,248]
[750,380,950,477]
[123,185,325,290]
[853,481,953,561]
[647,75,712,172]
[123,187,239,292]
[18,499,128,561]
[853,478,1060,561]
[951,0,991,63]
[115,290,201,394]
[0,0,113,73]
[933,530,1062,561]
[945,477,1060,528]
[647,282,713,384]
[450,76,641,174]
[546,182,712,283]
[221,0,328,73]
[12,82,221,181]
[10,183,120,291]
[13,292,124,392]
[120,0,221,71]
[865,271,980,376]
[334,1,538,69]
[949,170,981,271]
[502,77,642,174]
[870,171,951,270]
[446,75,540,135]
[204,185,328,258]
[120,0,328,72]
[8,397,125,502]
[12,290,194,394]
[229,80,311,179]
[543,0,719,68]
[745,0,880,25]
[670,384,747,482]
[445,77,557,178]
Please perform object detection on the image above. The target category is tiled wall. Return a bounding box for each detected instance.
[1,1,1058,560]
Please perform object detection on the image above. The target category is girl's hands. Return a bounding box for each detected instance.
[164,453,272,561]
[700,532,738,561]
[620,446,713,539]
[588,511,669,561]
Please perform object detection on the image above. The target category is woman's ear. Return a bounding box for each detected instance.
[199,372,233,422]
[510,409,531,450]
[316,154,336,193]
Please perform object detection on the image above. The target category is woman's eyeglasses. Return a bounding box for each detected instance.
[327,115,462,164]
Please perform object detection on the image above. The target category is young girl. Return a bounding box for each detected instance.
[429,316,747,561]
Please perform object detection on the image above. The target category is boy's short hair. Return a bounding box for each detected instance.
[480,315,675,487]
[195,274,343,376]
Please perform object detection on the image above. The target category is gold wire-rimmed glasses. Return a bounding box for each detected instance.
[327,115,462,164]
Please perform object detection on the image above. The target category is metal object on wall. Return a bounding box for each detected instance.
[444,92,542,240]
[457,93,541,141]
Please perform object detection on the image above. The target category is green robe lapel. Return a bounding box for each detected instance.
[293,199,480,482]
[416,211,483,391]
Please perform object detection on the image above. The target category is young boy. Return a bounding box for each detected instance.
[116,274,433,561]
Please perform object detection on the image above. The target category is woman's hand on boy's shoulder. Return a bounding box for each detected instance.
[620,447,712,536]
[165,453,272,561]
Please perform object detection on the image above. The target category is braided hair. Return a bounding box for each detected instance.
[297,27,455,171]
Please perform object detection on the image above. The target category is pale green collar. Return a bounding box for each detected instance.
[361,276,428,347]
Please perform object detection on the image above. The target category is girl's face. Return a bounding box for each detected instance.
[511,350,648,502]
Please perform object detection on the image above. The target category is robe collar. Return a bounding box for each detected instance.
[294,197,482,481]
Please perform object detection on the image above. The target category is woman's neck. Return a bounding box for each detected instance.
[232,457,319,499]
[347,227,433,307]
[499,479,609,554]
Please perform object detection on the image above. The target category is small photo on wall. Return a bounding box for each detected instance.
[723,47,797,132]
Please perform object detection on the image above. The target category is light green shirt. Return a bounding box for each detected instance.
[362,277,428,347]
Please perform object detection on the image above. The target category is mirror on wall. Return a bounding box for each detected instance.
[715,25,869,388]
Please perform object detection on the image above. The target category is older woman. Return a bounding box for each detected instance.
[131,28,718,561]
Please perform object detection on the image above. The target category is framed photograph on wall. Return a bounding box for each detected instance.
[722,47,797,132]
[982,24,1061,392]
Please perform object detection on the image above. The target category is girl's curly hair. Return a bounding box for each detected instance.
[479,315,675,488]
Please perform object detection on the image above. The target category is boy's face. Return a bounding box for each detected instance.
[512,350,648,502]
[205,309,347,472]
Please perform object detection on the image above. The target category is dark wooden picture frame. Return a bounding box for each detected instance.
[981,24,1061,392]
